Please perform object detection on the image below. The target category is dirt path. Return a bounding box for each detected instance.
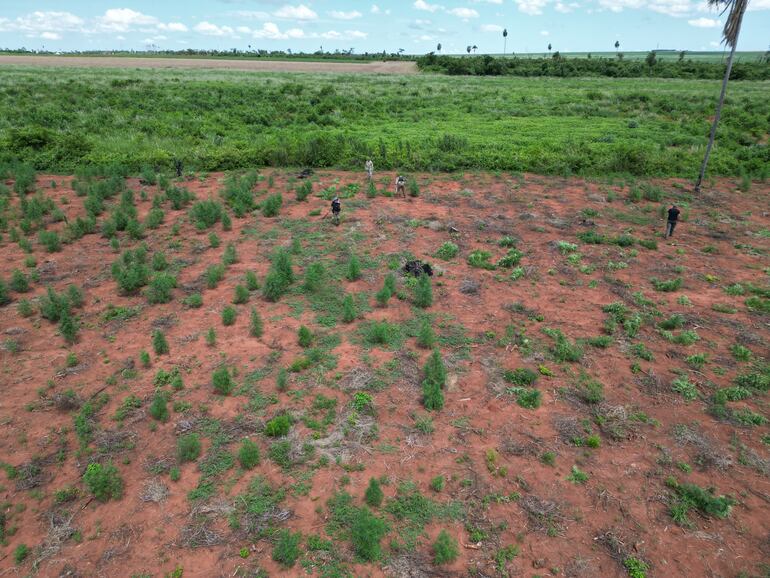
[0,55,418,74]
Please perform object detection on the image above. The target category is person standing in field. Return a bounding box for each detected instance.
[365,159,374,180]
[665,204,680,238]
[395,175,406,198]
[331,196,341,226]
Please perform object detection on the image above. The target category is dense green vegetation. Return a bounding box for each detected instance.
[0,66,767,176]
[417,53,770,80]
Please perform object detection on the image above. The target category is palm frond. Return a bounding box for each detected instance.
[708,0,749,48]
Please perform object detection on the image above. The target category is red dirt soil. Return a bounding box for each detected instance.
[0,55,418,75]
[0,170,768,578]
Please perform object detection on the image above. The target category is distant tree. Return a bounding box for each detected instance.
[436,42,442,53]
[472,44,478,53]
[466,45,471,54]
[645,50,657,67]
[695,0,749,193]
[503,28,508,55]
[548,43,552,54]
[398,48,405,56]
[614,40,620,52]
[679,50,687,62]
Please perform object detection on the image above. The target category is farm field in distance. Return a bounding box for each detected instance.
[0,164,768,577]
[0,65,768,178]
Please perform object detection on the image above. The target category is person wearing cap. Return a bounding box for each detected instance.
[331,196,341,226]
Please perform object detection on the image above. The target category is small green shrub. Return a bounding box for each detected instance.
[351,507,389,561]
[298,325,312,347]
[430,475,445,492]
[416,318,436,348]
[262,193,283,217]
[652,277,682,292]
[152,330,169,355]
[83,462,124,501]
[149,391,169,422]
[183,293,202,308]
[659,314,686,330]
[623,557,649,578]
[212,366,234,395]
[205,327,216,347]
[38,229,62,252]
[222,306,237,326]
[503,368,538,386]
[413,274,433,308]
[467,250,495,270]
[433,529,459,565]
[249,308,263,337]
[222,243,238,266]
[342,294,357,323]
[497,248,523,268]
[177,433,201,462]
[265,414,292,437]
[296,181,312,201]
[146,273,176,304]
[13,544,29,565]
[245,271,259,291]
[365,477,384,508]
[205,264,225,289]
[10,269,30,293]
[423,349,446,411]
[346,254,362,281]
[567,465,589,484]
[209,232,220,248]
[672,376,698,401]
[238,439,261,469]
[435,242,459,260]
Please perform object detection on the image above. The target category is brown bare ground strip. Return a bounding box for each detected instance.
[0,55,418,74]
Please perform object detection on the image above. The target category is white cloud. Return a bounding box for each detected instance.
[274,5,318,20]
[371,5,381,13]
[747,0,770,10]
[555,2,579,13]
[252,22,305,39]
[541,30,550,35]
[480,24,504,32]
[0,11,85,36]
[97,8,158,32]
[418,34,435,40]
[317,29,367,40]
[597,0,699,16]
[194,21,236,37]
[158,22,188,32]
[449,7,480,18]
[414,0,443,13]
[472,0,503,4]
[514,0,551,15]
[40,31,61,40]
[236,26,252,34]
[709,40,720,47]
[234,11,271,20]
[688,17,720,27]
[330,10,362,20]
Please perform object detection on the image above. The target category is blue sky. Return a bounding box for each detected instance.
[0,1,768,54]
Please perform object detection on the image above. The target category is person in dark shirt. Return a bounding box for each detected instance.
[331,196,341,226]
[665,204,680,238]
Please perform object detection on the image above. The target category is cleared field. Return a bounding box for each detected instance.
[0,55,418,75]
[0,65,767,178]
[0,168,768,577]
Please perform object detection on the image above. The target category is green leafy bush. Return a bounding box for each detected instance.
[212,366,234,395]
[222,243,238,266]
[184,293,202,308]
[342,294,357,323]
[10,269,30,293]
[432,529,459,565]
[222,305,237,326]
[272,529,301,567]
[233,284,249,304]
[262,193,283,217]
[152,330,169,355]
[298,325,313,347]
[83,462,124,502]
[351,507,389,562]
[364,477,384,508]
[238,439,261,469]
[146,273,176,304]
[303,262,325,293]
[467,250,495,270]
[435,242,459,260]
[177,434,201,462]
[413,274,433,308]
[497,248,523,268]
[149,391,169,422]
[423,349,446,411]
[416,318,436,348]
[652,277,683,292]
[502,368,538,386]
[189,199,223,230]
[249,307,263,337]
[265,414,292,437]
[346,254,361,281]
[38,229,62,252]
[205,264,225,289]
[245,271,259,291]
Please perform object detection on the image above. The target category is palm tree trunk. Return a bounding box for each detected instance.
[694,44,736,193]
